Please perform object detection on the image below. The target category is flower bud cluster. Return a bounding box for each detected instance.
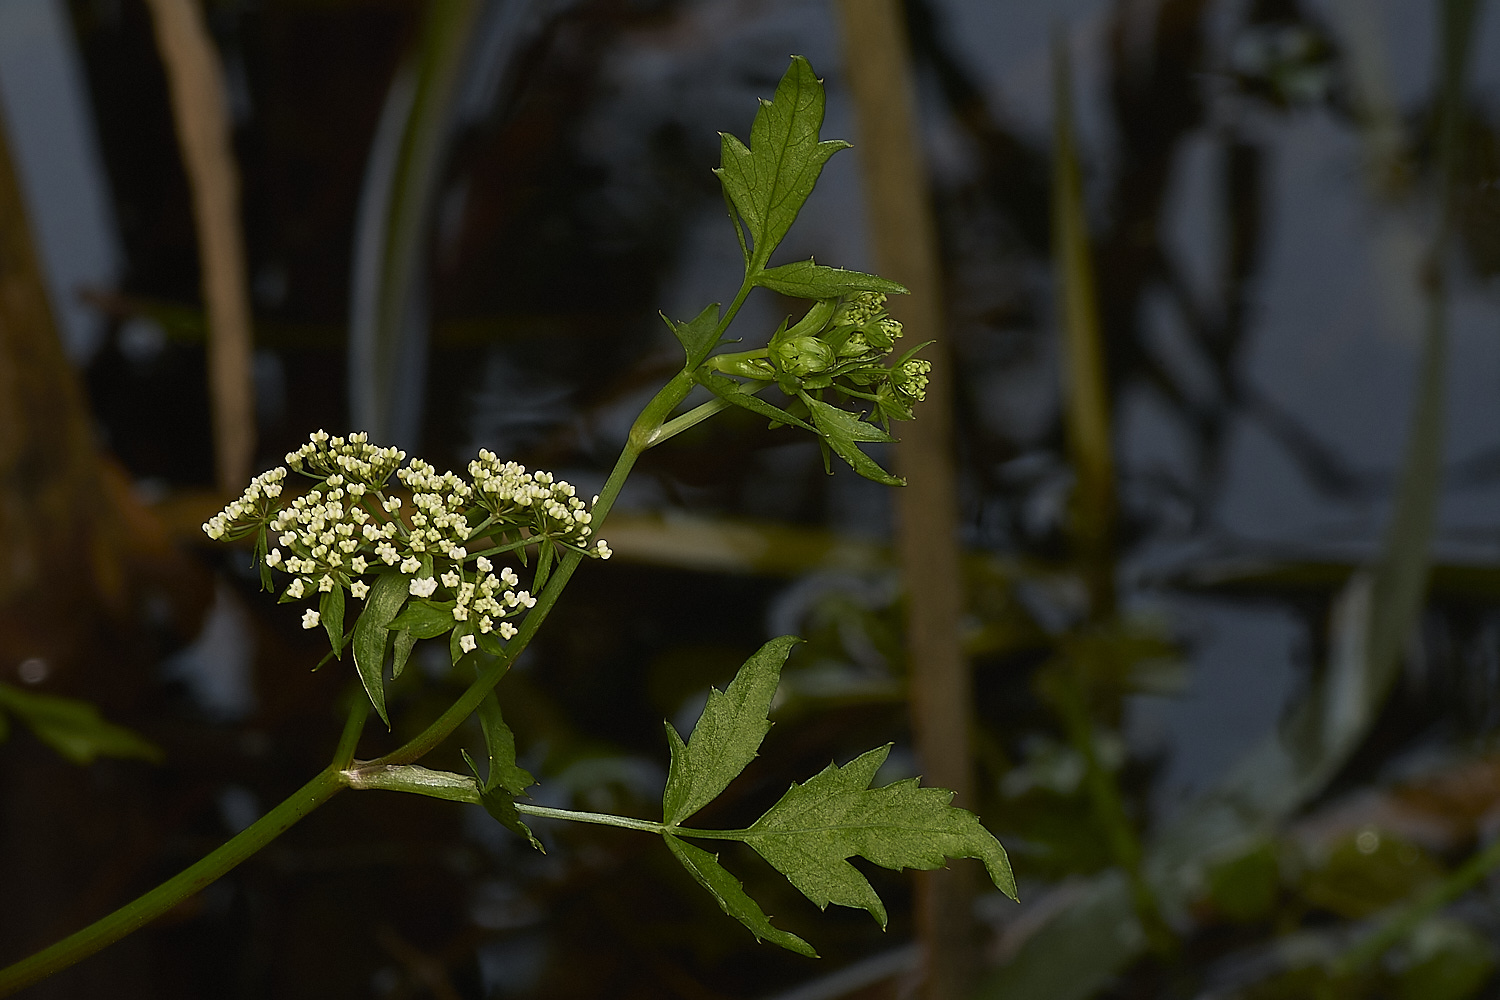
[468,451,596,549]
[202,468,288,540]
[707,291,926,430]
[286,430,405,489]
[202,430,613,650]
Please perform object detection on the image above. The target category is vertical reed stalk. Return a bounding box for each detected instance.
[144,0,255,493]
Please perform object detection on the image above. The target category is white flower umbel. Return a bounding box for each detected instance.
[204,429,618,678]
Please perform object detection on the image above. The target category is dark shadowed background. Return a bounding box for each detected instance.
[3,1,1500,998]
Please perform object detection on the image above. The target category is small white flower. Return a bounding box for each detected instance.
[351,556,367,573]
[459,634,477,654]
[286,578,306,599]
[500,568,519,587]
[265,548,283,568]
[400,556,421,574]
[452,605,469,622]
[302,609,320,629]
[350,580,370,600]
[479,615,493,633]
[498,622,517,640]
[475,556,493,573]
[440,571,460,588]
[595,539,612,560]
[450,546,467,561]
[318,575,335,593]
[409,576,438,598]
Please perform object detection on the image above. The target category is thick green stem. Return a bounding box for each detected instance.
[0,767,346,997]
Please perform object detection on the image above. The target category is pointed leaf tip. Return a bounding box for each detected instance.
[665,834,816,957]
[663,636,801,825]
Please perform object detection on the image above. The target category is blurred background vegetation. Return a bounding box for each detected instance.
[2,0,1500,998]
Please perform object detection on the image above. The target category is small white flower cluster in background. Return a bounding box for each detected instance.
[201,430,613,649]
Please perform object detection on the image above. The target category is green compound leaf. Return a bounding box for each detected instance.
[352,570,409,726]
[739,745,1017,927]
[465,693,542,851]
[696,372,816,433]
[664,834,816,957]
[754,260,907,300]
[716,56,849,275]
[667,302,723,370]
[664,635,800,826]
[800,393,904,487]
[388,598,457,639]
[320,585,346,659]
[0,683,163,766]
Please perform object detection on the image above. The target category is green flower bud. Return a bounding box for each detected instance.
[832,291,886,328]
[892,359,931,401]
[835,331,871,358]
[772,335,835,376]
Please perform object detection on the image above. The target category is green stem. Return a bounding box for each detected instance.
[368,369,699,767]
[653,382,770,447]
[0,767,347,997]
[340,762,746,840]
[0,286,756,989]
[0,699,372,997]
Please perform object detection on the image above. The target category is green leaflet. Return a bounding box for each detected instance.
[715,56,850,275]
[0,683,163,766]
[666,302,722,369]
[320,586,346,659]
[663,636,799,825]
[739,745,1018,927]
[465,693,542,851]
[658,635,1014,955]
[388,598,457,639]
[352,570,409,726]
[696,372,817,433]
[755,260,907,299]
[663,834,816,958]
[391,629,417,679]
[800,393,904,486]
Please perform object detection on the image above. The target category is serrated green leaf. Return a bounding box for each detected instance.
[320,585,346,659]
[664,636,800,825]
[696,372,817,433]
[667,302,723,369]
[800,393,904,486]
[352,570,409,726]
[0,683,163,766]
[739,745,1016,927]
[388,598,457,639]
[715,56,849,274]
[754,260,907,299]
[663,834,816,957]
